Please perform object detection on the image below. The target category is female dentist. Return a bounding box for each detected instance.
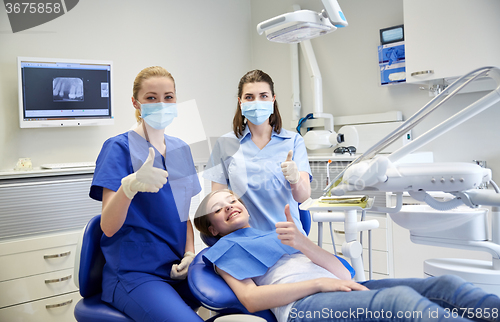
[203,69,312,234]
[90,66,203,321]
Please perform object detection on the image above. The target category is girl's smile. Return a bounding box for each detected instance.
[207,191,250,237]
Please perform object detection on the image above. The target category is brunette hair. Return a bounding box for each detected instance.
[232,70,282,137]
[132,66,175,122]
[193,189,246,240]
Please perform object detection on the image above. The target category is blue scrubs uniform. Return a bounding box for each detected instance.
[203,128,312,234]
[90,131,203,321]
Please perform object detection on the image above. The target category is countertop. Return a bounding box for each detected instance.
[0,167,95,180]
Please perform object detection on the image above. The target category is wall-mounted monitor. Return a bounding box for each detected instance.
[18,57,114,128]
[379,25,404,45]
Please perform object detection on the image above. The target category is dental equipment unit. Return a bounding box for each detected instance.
[258,0,500,291]
[302,66,500,292]
[324,66,500,207]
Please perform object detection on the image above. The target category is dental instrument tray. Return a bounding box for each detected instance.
[299,195,374,212]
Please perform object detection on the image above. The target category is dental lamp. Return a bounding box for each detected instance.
[257,0,348,44]
[257,1,349,151]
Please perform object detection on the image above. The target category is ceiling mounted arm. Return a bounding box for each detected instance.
[321,0,348,28]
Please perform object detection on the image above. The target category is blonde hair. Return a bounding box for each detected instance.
[132,66,175,122]
[193,189,246,240]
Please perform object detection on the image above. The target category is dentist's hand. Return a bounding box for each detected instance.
[281,150,300,184]
[121,147,168,199]
[276,204,307,249]
[170,251,195,280]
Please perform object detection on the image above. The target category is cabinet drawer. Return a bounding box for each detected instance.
[0,268,77,308]
[0,244,77,281]
[362,249,388,275]
[0,291,80,322]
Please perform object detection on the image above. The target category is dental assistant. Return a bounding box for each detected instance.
[89,66,203,321]
[204,70,312,234]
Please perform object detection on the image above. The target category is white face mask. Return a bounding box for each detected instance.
[241,101,274,125]
[139,102,178,129]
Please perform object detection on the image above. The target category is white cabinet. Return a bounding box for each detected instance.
[310,213,393,280]
[0,231,81,322]
[0,169,101,322]
[404,0,500,85]
[0,292,81,322]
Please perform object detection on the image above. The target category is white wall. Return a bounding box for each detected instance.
[3,0,498,173]
[249,0,500,176]
[0,0,252,170]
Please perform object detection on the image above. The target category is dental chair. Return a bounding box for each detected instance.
[73,215,134,322]
[188,207,311,322]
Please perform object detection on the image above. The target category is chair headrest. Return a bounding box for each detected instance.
[200,232,219,247]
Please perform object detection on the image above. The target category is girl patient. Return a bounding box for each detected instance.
[194,189,500,322]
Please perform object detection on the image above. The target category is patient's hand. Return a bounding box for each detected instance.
[316,278,369,292]
[276,204,308,249]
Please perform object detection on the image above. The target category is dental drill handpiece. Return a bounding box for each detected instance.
[326,159,331,187]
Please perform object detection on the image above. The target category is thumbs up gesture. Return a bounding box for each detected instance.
[276,204,307,249]
[281,150,300,184]
[121,147,169,199]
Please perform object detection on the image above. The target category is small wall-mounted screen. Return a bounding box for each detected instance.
[18,57,114,128]
[380,25,404,45]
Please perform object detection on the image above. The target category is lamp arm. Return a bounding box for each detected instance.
[299,39,323,116]
[321,0,348,27]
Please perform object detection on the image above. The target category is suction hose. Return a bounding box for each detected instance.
[408,190,464,211]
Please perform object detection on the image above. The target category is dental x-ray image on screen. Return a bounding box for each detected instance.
[53,77,84,101]
[101,82,109,97]
[18,56,114,128]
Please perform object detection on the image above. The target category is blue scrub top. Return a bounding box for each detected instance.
[203,128,312,234]
[90,131,201,302]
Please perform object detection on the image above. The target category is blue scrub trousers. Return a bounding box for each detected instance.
[112,279,203,322]
[288,275,500,322]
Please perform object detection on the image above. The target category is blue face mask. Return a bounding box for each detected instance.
[241,101,274,125]
[140,102,178,130]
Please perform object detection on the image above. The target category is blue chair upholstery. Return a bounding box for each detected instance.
[74,215,134,322]
[188,208,312,322]
[299,205,311,236]
[189,248,277,322]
